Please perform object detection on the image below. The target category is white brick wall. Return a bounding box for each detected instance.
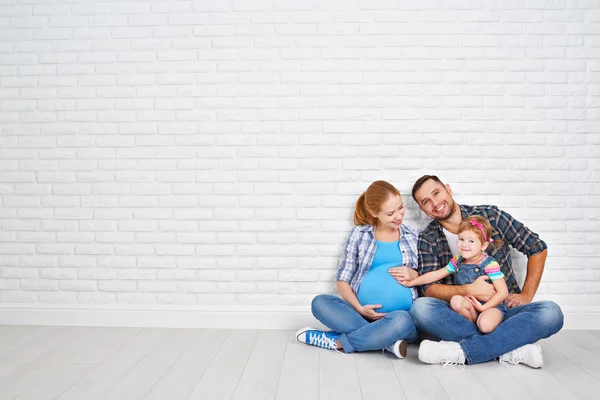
[1,0,599,321]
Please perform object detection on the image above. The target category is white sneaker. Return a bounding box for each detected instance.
[418,340,466,366]
[385,339,408,359]
[499,343,544,368]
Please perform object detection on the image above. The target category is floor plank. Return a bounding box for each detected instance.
[392,345,450,400]
[232,329,289,400]
[0,327,94,399]
[187,329,260,400]
[561,330,600,356]
[66,327,142,365]
[469,362,537,400]
[0,326,58,359]
[354,351,406,400]
[57,328,169,400]
[433,364,493,400]
[1,326,85,365]
[144,329,229,400]
[0,362,20,380]
[138,328,200,367]
[506,359,580,400]
[319,348,362,400]
[540,342,600,400]
[14,364,96,400]
[2,326,600,400]
[544,331,600,370]
[275,330,319,400]
[100,365,167,400]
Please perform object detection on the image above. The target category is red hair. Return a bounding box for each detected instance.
[458,215,503,248]
[354,181,401,226]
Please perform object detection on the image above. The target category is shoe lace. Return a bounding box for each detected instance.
[441,356,465,368]
[309,332,338,350]
[500,348,524,365]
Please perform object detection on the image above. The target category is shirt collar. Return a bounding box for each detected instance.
[430,204,469,233]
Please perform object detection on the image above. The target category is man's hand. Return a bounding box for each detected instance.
[389,266,418,282]
[506,293,533,308]
[468,275,496,302]
[359,304,387,321]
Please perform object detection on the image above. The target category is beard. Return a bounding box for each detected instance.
[433,199,459,221]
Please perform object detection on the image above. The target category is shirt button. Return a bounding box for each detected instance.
[475,268,479,272]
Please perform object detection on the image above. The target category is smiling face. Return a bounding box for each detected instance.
[370,194,405,230]
[457,229,489,262]
[413,178,458,221]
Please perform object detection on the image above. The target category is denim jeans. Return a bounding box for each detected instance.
[410,297,564,364]
[311,294,419,354]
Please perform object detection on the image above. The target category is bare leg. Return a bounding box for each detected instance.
[476,308,503,334]
[450,295,478,323]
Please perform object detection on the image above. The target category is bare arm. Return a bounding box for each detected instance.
[522,249,546,299]
[507,249,547,307]
[424,275,496,303]
[337,280,364,311]
[402,268,451,288]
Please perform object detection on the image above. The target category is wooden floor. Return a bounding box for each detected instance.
[0,326,599,400]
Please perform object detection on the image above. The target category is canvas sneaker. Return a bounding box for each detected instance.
[296,327,340,351]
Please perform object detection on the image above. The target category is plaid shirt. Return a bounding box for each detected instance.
[417,204,547,296]
[337,224,420,301]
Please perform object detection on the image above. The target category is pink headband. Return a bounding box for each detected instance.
[470,220,493,243]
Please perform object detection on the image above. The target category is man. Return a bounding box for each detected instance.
[409,175,563,367]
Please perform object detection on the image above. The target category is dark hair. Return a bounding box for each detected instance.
[459,215,504,249]
[354,180,401,226]
[411,174,445,204]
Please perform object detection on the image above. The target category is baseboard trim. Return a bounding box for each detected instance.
[0,305,597,330]
[0,305,326,330]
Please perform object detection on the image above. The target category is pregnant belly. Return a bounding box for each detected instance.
[357,267,413,313]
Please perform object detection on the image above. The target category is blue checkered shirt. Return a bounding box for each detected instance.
[337,224,420,301]
[417,204,548,296]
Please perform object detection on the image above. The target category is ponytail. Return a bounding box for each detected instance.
[353,192,376,226]
[353,180,400,226]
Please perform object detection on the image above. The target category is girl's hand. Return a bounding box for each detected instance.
[466,295,484,312]
[388,266,418,282]
[399,279,415,287]
[359,304,387,321]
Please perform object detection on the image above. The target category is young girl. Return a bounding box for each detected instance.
[296,181,420,358]
[402,216,508,334]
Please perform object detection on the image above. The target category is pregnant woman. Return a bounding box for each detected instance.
[296,181,420,358]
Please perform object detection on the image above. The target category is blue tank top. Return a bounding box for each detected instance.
[356,240,414,313]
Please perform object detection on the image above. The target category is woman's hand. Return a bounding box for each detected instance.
[359,304,387,321]
[388,266,418,283]
[466,295,484,312]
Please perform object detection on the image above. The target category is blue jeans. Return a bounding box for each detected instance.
[410,297,564,364]
[311,294,419,353]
